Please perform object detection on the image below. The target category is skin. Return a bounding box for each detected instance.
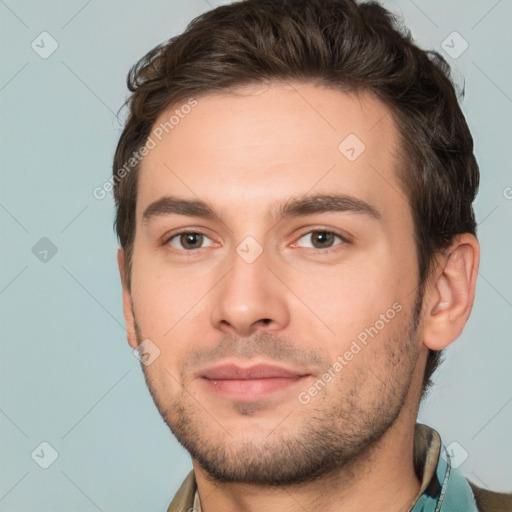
[118,81,479,512]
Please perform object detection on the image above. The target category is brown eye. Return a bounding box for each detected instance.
[296,231,344,250]
[168,232,212,250]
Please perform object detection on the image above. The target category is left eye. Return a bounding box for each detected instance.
[295,231,345,250]
[168,232,214,250]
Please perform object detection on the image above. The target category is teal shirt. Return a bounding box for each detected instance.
[410,440,478,511]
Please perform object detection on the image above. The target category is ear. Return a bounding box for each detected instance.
[117,248,139,350]
[422,234,480,351]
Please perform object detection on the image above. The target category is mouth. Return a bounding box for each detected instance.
[198,362,312,402]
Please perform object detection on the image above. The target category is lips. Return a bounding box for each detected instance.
[202,363,305,380]
[198,362,311,402]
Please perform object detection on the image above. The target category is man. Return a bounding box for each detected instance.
[112,0,512,510]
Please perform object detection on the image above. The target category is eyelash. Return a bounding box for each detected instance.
[164,230,217,253]
[292,229,348,253]
[163,228,349,254]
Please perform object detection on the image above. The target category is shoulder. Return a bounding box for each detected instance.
[468,481,512,512]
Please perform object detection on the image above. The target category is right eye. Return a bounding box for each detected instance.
[166,232,215,251]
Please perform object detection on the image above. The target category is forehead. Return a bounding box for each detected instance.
[137,82,408,224]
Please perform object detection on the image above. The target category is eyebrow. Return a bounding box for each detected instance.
[275,193,381,221]
[141,193,381,224]
[142,197,218,224]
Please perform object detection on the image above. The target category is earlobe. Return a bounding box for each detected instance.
[422,234,480,351]
[117,248,139,350]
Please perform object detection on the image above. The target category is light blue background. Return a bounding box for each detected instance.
[1,1,511,510]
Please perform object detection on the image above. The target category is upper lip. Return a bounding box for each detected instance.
[200,362,310,380]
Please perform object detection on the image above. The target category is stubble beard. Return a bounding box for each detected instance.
[134,292,423,486]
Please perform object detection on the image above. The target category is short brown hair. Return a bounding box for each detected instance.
[113,0,479,399]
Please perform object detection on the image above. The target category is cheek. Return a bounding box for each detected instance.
[286,255,409,345]
[129,253,212,354]
[296,275,414,379]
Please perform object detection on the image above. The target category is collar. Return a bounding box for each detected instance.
[172,423,478,512]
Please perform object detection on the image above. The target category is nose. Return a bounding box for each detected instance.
[209,244,291,337]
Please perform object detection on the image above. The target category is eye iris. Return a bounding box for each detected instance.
[312,231,335,248]
[181,233,203,249]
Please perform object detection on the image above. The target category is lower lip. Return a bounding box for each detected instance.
[201,376,308,401]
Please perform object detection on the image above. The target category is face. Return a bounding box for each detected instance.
[122,82,427,485]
